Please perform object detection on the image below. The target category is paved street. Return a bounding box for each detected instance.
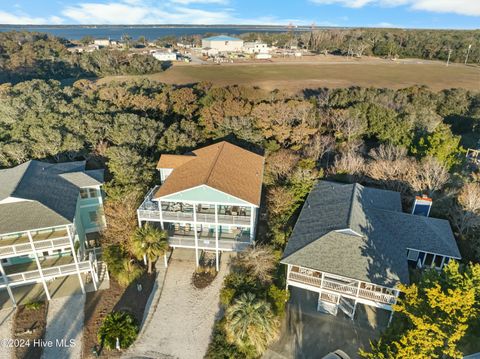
[0,308,14,359]
[264,287,388,359]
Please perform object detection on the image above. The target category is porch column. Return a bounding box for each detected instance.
[158,200,164,230]
[215,204,219,272]
[193,203,199,267]
[27,230,51,301]
[137,210,142,227]
[249,206,255,243]
[286,264,291,290]
[0,261,16,307]
[67,225,86,294]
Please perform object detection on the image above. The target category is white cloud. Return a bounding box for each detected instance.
[310,0,480,16]
[170,0,228,5]
[0,11,64,24]
[60,1,301,25]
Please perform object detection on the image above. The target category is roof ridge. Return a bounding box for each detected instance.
[204,142,225,185]
[346,183,358,230]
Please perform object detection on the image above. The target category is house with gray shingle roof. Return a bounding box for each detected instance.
[282,181,461,320]
[0,160,107,307]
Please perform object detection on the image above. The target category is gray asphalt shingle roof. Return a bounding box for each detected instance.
[0,160,104,235]
[282,181,461,287]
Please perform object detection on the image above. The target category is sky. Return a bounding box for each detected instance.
[0,0,479,29]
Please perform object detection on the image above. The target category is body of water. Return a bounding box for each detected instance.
[0,25,309,40]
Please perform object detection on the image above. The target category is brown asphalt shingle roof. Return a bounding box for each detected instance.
[157,154,196,169]
[154,142,264,206]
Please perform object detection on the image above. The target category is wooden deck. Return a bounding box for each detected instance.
[287,268,397,305]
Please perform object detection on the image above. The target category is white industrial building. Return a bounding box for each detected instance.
[201,35,244,52]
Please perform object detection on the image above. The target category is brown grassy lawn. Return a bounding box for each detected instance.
[99,61,480,93]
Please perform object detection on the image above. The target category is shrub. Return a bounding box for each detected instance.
[103,244,125,276]
[24,301,43,311]
[267,284,290,316]
[205,320,247,359]
[116,259,144,287]
[98,311,138,350]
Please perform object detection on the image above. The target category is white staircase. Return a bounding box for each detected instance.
[338,296,356,319]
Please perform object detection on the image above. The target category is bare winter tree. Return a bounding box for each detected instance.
[451,182,480,236]
[332,148,365,179]
[411,156,450,196]
[329,109,366,147]
[303,133,335,162]
[264,149,300,184]
[366,144,416,194]
[233,246,277,285]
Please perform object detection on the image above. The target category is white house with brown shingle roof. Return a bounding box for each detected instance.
[137,141,264,269]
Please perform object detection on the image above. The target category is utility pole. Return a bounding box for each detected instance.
[446,48,452,66]
[465,44,472,65]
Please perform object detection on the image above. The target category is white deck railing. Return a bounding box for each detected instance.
[288,271,396,305]
[169,236,250,251]
[0,260,92,288]
[138,209,251,226]
[0,237,71,258]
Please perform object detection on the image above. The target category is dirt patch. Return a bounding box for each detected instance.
[192,269,218,289]
[82,272,155,358]
[13,301,47,359]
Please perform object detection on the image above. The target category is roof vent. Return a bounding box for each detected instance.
[412,195,432,217]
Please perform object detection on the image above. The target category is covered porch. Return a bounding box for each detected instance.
[167,224,251,251]
[286,265,399,308]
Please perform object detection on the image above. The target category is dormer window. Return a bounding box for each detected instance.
[80,188,99,199]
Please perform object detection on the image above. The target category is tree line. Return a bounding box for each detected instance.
[0,31,164,83]
[242,28,480,63]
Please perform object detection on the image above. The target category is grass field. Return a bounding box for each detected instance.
[99,60,480,92]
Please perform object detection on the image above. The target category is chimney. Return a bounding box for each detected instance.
[412,194,432,217]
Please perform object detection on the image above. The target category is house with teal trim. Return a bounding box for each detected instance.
[0,160,106,307]
[137,141,265,270]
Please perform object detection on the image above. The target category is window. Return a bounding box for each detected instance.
[80,188,99,199]
[407,249,419,261]
[89,211,99,224]
[42,251,49,257]
[434,255,443,268]
[424,253,434,267]
[80,188,89,199]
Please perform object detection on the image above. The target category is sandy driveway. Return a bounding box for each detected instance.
[124,249,231,359]
[41,294,85,359]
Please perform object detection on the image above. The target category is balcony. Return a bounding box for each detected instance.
[168,228,251,251]
[0,227,73,259]
[287,266,397,305]
[137,187,252,226]
[0,256,93,288]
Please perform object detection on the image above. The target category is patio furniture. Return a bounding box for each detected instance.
[174,223,180,231]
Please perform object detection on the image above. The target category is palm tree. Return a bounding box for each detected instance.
[98,311,138,350]
[224,292,280,355]
[131,225,169,274]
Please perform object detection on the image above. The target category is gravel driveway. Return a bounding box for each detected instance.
[124,249,231,359]
[41,294,85,359]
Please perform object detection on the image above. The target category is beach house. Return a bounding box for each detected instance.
[137,141,264,270]
[282,181,461,321]
[0,160,106,307]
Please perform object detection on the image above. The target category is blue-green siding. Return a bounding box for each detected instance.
[161,185,253,206]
